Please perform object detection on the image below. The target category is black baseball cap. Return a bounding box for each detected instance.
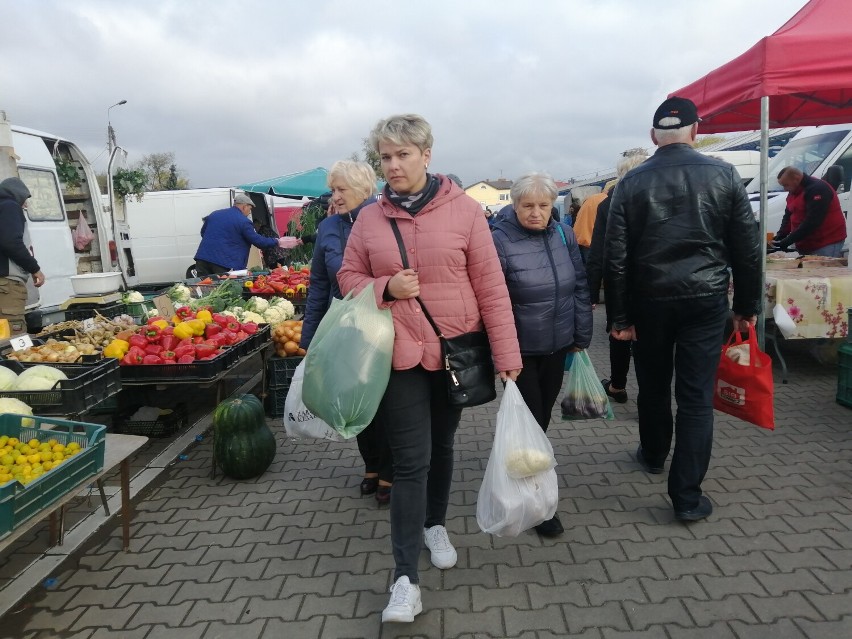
[653,97,700,129]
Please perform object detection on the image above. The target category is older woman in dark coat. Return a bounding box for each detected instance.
[491,171,593,538]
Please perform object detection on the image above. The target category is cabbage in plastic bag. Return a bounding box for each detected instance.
[301,284,394,438]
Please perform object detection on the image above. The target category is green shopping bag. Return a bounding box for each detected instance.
[561,350,614,420]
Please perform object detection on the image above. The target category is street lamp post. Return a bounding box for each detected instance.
[107,100,127,156]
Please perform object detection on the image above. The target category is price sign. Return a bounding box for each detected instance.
[82,317,96,331]
[10,334,33,351]
[153,294,176,320]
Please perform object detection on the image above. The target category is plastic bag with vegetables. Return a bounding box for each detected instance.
[477,381,558,537]
[560,350,614,420]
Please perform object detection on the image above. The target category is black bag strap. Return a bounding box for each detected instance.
[389,218,445,339]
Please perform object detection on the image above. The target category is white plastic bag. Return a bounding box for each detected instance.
[476,381,558,537]
[72,213,94,251]
[302,283,394,438]
[283,360,341,441]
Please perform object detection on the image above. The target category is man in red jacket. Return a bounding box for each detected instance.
[773,167,847,257]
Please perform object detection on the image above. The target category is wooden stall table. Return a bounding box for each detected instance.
[0,433,148,554]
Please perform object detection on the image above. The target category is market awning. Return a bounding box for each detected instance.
[239,167,329,198]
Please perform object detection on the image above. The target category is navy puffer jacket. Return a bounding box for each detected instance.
[492,208,592,355]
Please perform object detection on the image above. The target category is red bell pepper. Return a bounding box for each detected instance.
[128,345,147,360]
[121,352,142,366]
[192,336,204,344]
[177,354,195,364]
[178,338,193,348]
[142,354,163,365]
[128,334,148,349]
[162,326,175,336]
[160,335,179,352]
[174,344,195,358]
[219,330,236,345]
[195,343,218,358]
[241,322,258,335]
[205,323,222,338]
[161,358,176,365]
[144,344,163,355]
[144,325,162,343]
[176,306,194,320]
[269,281,286,293]
[160,350,177,361]
[212,313,229,328]
[225,319,240,332]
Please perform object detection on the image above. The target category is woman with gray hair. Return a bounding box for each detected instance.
[586,151,648,404]
[491,172,593,538]
[301,160,393,504]
[338,114,521,624]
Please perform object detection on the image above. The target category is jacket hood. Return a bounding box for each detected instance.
[0,177,31,205]
[377,174,466,217]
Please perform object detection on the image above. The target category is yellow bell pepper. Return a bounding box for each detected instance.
[0,319,9,340]
[195,310,213,323]
[171,315,181,325]
[103,339,130,359]
[244,281,254,288]
[173,322,194,340]
[151,319,169,330]
[186,319,206,336]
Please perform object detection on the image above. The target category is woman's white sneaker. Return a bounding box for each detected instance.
[424,525,457,569]
[381,576,422,623]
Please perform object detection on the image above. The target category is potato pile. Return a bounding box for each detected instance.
[271,320,305,358]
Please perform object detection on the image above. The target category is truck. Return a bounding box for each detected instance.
[1,111,126,330]
[745,124,852,252]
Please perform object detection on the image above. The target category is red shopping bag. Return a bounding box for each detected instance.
[713,325,775,430]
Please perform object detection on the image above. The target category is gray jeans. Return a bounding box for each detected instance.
[379,366,462,584]
[808,240,845,257]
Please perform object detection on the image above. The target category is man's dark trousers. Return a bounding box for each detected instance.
[631,294,728,511]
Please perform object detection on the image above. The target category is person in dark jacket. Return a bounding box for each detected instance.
[604,97,761,523]
[0,177,45,335]
[492,172,592,538]
[301,160,392,505]
[192,193,298,276]
[585,151,648,404]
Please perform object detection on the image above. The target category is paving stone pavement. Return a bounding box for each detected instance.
[2,309,851,639]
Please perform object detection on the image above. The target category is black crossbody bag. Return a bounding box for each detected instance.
[389,219,496,408]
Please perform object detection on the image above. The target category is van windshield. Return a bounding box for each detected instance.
[747,130,850,194]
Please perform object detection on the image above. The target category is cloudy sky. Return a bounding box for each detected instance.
[2,0,807,190]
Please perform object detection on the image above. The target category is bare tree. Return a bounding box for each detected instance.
[134,152,189,190]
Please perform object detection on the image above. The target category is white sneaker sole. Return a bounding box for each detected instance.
[429,551,457,570]
[382,600,423,623]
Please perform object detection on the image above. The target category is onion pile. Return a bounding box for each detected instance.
[271,320,305,358]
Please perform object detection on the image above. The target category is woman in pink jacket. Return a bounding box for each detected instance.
[338,114,522,625]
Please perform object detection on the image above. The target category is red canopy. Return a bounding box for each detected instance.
[671,0,852,133]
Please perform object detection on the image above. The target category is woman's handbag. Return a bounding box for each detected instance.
[714,324,775,430]
[389,219,496,408]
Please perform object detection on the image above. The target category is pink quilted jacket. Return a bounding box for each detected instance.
[337,176,522,373]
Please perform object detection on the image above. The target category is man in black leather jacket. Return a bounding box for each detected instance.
[603,97,761,522]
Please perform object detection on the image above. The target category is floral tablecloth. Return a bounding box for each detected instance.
[765,266,851,339]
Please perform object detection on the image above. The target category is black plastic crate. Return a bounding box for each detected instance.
[266,355,303,388]
[64,302,127,322]
[112,404,188,438]
[0,358,121,416]
[119,347,231,383]
[244,324,271,355]
[266,384,289,418]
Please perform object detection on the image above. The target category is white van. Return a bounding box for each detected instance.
[747,124,852,249]
[3,119,122,328]
[702,150,760,185]
[119,188,286,284]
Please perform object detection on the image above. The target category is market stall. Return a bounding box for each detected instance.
[0,264,311,555]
